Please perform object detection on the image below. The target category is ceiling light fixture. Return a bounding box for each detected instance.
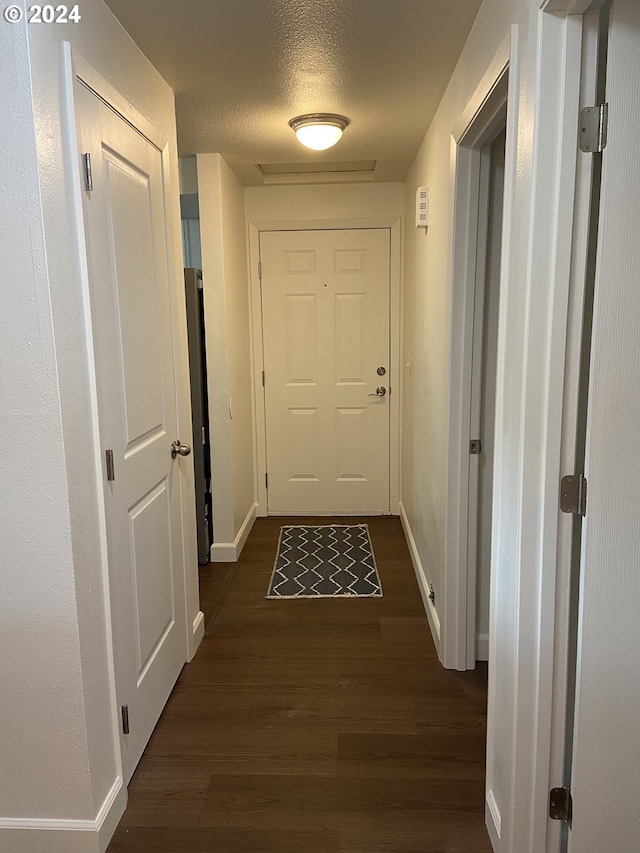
[288,113,350,151]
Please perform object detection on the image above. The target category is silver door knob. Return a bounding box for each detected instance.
[368,386,387,397]
[171,440,192,459]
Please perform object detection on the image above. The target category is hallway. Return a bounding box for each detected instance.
[107,517,491,853]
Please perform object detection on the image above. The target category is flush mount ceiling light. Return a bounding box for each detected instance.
[288,113,350,151]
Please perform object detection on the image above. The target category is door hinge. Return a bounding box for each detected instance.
[258,260,262,279]
[428,583,435,605]
[82,152,93,191]
[579,103,608,153]
[560,473,587,516]
[549,786,572,823]
[265,472,268,489]
[121,704,130,735]
[469,439,482,455]
[105,449,115,482]
[262,370,265,387]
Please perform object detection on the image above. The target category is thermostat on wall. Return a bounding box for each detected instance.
[416,186,429,228]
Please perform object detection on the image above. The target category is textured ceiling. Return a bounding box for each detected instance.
[104,0,483,185]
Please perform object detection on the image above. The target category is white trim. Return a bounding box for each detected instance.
[444,37,511,672]
[71,51,167,151]
[485,788,502,847]
[452,36,510,146]
[236,501,258,556]
[476,633,489,662]
[210,542,237,563]
[399,502,441,654]
[0,777,126,853]
[189,610,205,661]
[539,0,597,13]
[248,217,402,517]
[210,501,257,563]
[486,12,585,852]
[96,778,127,853]
[543,8,601,853]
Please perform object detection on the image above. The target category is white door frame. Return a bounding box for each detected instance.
[60,44,199,780]
[444,39,510,673]
[248,217,402,516]
[444,8,602,849]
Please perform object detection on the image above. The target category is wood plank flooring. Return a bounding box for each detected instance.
[107,516,492,853]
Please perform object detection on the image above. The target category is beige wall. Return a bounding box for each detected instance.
[197,154,255,552]
[245,182,404,223]
[401,0,521,838]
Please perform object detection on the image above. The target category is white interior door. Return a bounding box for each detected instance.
[77,81,187,782]
[568,0,640,847]
[260,229,390,515]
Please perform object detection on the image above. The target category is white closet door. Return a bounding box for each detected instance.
[77,81,187,782]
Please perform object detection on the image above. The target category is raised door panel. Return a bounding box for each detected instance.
[105,153,165,446]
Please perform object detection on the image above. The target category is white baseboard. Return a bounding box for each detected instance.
[485,788,501,850]
[210,502,257,563]
[97,778,127,853]
[235,502,257,557]
[399,501,441,656]
[209,542,236,562]
[477,632,489,661]
[189,609,205,661]
[0,777,126,853]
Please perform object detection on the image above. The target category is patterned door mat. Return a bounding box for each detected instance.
[266,524,383,599]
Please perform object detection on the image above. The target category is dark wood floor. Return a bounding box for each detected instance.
[108,516,492,853]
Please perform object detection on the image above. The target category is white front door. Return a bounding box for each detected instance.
[260,229,391,515]
[77,81,187,782]
[568,0,640,847]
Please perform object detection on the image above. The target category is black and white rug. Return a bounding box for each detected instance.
[266,524,383,599]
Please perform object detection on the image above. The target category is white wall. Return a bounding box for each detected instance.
[197,154,256,558]
[402,0,586,850]
[179,156,199,195]
[0,2,199,850]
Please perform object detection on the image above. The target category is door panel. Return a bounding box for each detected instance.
[568,0,640,848]
[260,229,390,514]
[77,81,186,782]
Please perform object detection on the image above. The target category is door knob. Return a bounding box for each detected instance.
[368,386,387,397]
[171,440,192,459]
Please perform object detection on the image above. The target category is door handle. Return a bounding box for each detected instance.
[171,440,192,459]
[368,386,387,397]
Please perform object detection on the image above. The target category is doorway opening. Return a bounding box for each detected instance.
[469,127,506,665]
[444,53,510,671]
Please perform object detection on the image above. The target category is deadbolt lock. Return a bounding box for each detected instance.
[377,366,386,376]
